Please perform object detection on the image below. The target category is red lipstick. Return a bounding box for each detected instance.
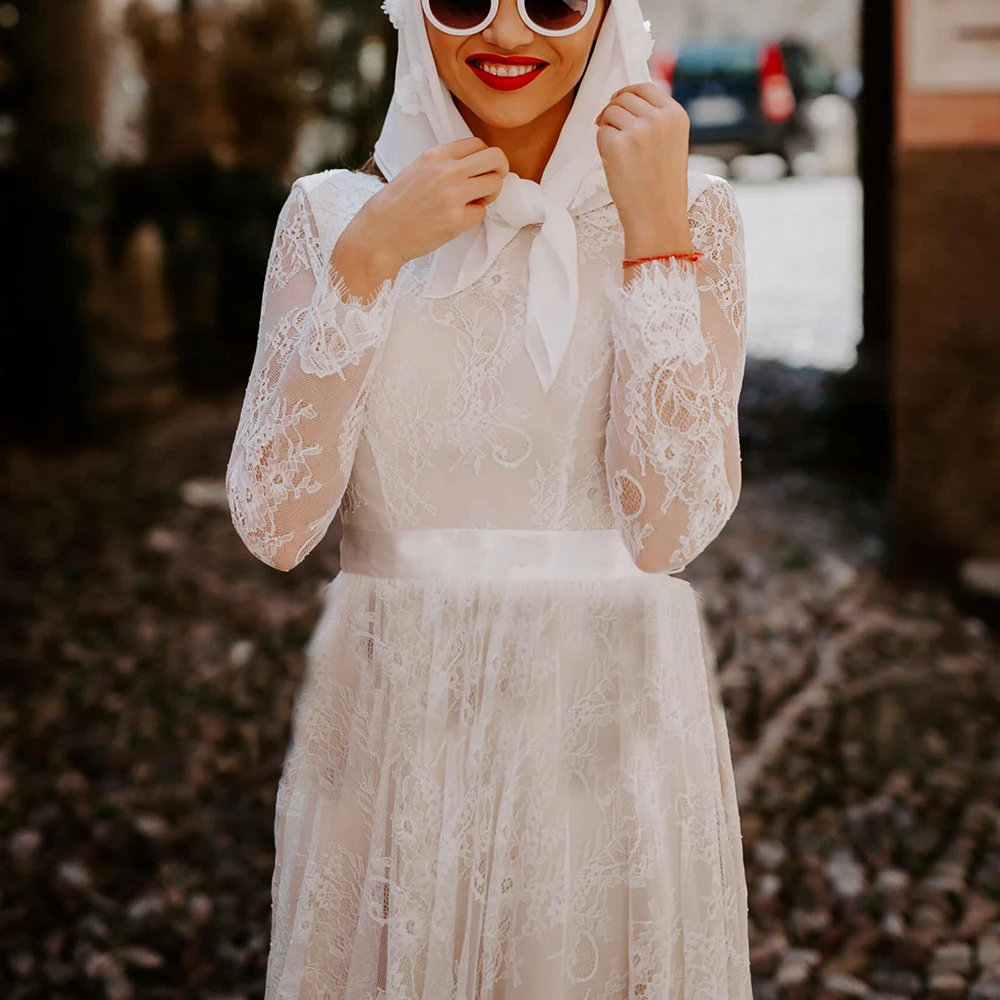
[465,52,549,92]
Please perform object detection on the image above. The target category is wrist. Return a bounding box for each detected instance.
[334,209,405,293]
[621,216,695,259]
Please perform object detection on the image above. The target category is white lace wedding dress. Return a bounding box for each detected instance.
[226,166,752,1000]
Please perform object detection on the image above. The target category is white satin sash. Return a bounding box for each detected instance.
[339,526,654,581]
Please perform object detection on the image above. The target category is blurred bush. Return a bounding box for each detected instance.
[0,0,395,445]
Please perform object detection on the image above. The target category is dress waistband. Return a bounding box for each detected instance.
[339,526,649,581]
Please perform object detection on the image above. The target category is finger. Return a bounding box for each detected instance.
[460,201,488,228]
[473,181,506,207]
[477,188,501,207]
[609,89,659,119]
[439,136,490,159]
[462,168,504,205]
[596,122,619,155]
[458,145,510,179]
[595,105,636,131]
[622,80,673,108]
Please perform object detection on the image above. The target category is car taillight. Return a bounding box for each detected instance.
[652,51,676,94]
[759,43,795,123]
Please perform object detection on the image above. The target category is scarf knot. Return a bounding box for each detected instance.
[492,175,547,229]
[373,0,656,391]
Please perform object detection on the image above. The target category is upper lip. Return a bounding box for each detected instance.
[465,53,548,66]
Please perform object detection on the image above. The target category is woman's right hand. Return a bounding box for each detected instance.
[339,138,510,284]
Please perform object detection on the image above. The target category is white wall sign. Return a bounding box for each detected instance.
[908,0,1000,91]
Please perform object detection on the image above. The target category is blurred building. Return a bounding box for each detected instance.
[646,0,860,70]
[892,0,1000,580]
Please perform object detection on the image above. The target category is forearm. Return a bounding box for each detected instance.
[606,177,748,573]
[330,206,405,304]
[605,256,738,572]
[226,180,398,571]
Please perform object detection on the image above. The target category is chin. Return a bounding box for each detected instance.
[464,98,549,130]
[452,74,575,131]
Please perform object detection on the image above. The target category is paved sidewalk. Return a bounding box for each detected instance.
[733,175,864,373]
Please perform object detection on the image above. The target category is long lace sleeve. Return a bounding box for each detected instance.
[226,177,396,571]
[604,177,747,574]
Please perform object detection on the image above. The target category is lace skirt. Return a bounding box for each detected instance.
[264,528,751,1000]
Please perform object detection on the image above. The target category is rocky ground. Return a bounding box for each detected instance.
[2,361,998,999]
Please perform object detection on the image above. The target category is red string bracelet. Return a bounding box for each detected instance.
[622,251,703,269]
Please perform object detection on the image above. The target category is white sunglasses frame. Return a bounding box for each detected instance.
[420,0,597,38]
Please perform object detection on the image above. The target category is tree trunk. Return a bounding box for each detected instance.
[1,0,107,445]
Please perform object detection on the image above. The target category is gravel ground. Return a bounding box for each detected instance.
[2,371,997,1000]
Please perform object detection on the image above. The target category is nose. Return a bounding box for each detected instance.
[481,0,534,49]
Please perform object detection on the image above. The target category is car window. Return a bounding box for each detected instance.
[674,44,760,81]
[781,41,835,96]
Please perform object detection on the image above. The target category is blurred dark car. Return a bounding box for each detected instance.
[652,38,838,171]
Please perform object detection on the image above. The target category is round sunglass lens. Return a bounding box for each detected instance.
[524,0,588,31]
[427,0,492,30]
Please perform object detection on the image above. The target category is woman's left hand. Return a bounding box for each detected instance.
[595,82,695,255]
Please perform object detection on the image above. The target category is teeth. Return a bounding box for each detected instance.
[474,61,542,77]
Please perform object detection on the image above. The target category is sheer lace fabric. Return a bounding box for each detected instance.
[226,179,396,570]
[605,182,746,572]
[226,168,752,999]
[273,573,749,1000]
[226,169,746,570]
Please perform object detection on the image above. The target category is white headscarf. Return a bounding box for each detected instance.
[374,0,656,391]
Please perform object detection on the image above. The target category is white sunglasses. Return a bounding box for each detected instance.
[421,0,597,38]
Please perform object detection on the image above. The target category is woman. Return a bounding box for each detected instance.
[226,0,751,993]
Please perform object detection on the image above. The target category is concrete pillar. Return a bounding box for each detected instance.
[892,0,1000,576]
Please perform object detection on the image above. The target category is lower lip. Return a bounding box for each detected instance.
[467,62,548,91]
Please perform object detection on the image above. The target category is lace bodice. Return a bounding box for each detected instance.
[226,167,747,574]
